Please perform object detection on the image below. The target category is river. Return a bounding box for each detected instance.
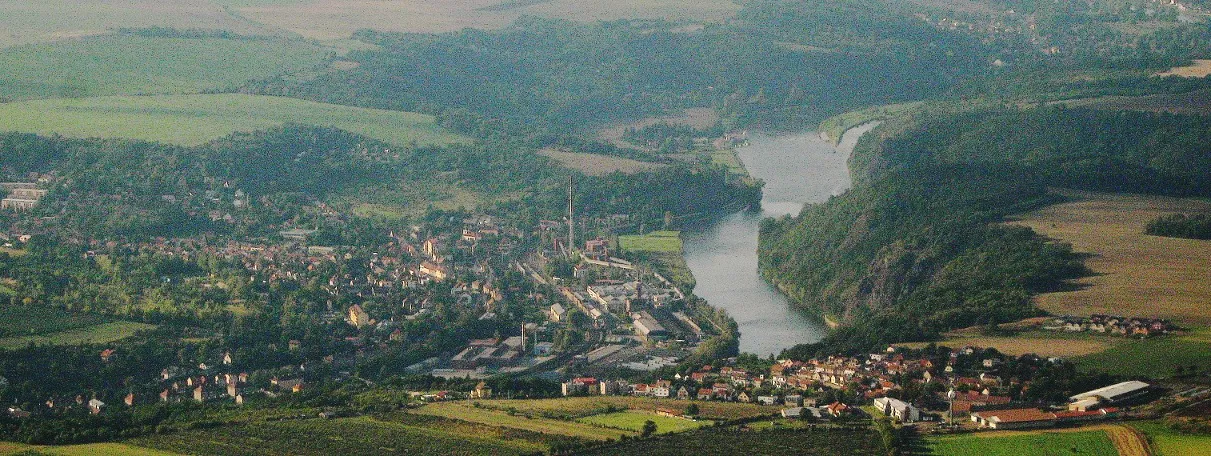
[682,124,876,356]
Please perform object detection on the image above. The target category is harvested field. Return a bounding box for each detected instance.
[539,149,665,176]
[1007,190,1211,326]
[1156,59,1211,77]
[233,0,739,40]
[898,332,1117,358]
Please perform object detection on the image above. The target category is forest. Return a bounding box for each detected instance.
[760,107,1211,353]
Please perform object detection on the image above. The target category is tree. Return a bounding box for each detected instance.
[685,403,700,416]
[641,420,657,437]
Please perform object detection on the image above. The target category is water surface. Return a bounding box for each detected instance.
[682,124,875,355]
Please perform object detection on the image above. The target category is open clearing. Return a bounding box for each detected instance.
[596,107,721,145]
[1007,190,1211,325]
[413,402,634,440]
[0,34,328,101]
[927,428,1119,456]
[232,0,740,40]
[0,94,468,147]
[1156,59,1211,77]
[0,321,157,349]
[539,149,666,176]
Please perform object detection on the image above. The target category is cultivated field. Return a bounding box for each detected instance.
[1007,190,1211,325]
[0,94,468,147]
[539,149,666,176]
[576,426,884,455]
[926,428,1119,456]
[0,305,110,338]
[0,34,328,101]
[1156,59,1211,77]
[1071,328,1211,378]
[232,0,741,40]
[133,415,543,456]
[469,396,772,421]
[0,321,157,350]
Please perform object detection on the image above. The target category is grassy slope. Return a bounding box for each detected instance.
[0,306,109,338]
[927,430,1118,456]
[0,442,181,456]
[413,403,633,440]
[0,94,468,147]
[0,35,327,101]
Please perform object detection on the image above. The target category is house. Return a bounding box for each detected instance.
[88,398,105,415]
[737,391,752,403]
[825,402,850,418]
[562,377,599,396]
[697,388,714,400]
[677,386,691,400]
[784,394,804,407]
[471,381,493,399]
[100,348,116,363]
[549,303,568,323]
[873,397,920,423]
[347,304,371,328]
[782,407,803,418]
[757,395,777,406]
[124,393,135,407]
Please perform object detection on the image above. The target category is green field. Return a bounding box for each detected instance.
[0,34,328,101]
[1072,329,1211,378]
[0,321,157,350]
[471,397,771,421]
[0,442,180,456]
[619,231,682,253]
[576,410,709,434]
[1131,421,1211,456]
[0,94,468,147]
[927,430,1118,456]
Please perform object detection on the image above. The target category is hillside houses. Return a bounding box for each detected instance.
[1043,314,1177,337]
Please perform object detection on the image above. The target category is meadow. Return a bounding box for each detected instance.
[0,34,328,101]
[817,101,922,145]
[0,94,467,147]
[0,321,157,350]
[926,429,1119,456]
[619,231,683,253]
[0,305,110,338]
[1071,329,1211,378]
[575,410,710,434]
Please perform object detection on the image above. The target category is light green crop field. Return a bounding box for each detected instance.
[0,94,468,147]
[414,402,634,441]
[576,410,710,434]
[0,321,157,349]
[0,442,180,456]
[927,430,1118,456]
[619,231,683,253]
[0,34,328,101]
[1132,421,1211,456]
